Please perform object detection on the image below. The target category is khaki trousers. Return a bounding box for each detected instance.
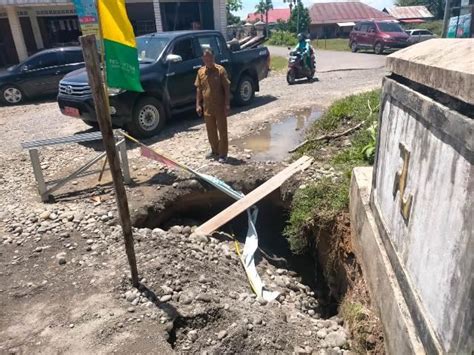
[204,113,228,157]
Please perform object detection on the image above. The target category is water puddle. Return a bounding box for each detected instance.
[232,108,322,161]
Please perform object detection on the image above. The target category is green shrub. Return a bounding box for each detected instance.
[284,177,350,254]
[267,31,298,47]
[361,122,378,164]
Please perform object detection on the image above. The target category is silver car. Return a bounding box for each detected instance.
[406,29,437,44]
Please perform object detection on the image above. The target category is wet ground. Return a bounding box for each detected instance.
[232,108,321,161]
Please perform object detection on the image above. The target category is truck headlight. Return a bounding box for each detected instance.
[107,87,125,96]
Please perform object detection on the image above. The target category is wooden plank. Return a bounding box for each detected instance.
[196,156,313,235]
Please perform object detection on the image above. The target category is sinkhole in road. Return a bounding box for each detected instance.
[231,107,322,161]
[134,186,338,318]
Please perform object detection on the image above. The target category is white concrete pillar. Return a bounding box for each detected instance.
[213,0,227,34]
[6,6,28,61]
[28,9,44,50]
[152,0,163,32]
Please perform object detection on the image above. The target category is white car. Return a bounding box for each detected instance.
[406,29,437,44]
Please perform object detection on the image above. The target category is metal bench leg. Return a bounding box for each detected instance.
[118,138,131,184]
[29,149,48,201]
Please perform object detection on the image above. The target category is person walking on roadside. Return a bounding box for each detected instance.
[195,47,231,163]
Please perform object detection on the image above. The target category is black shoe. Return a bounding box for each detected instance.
[206,152,218,160]
[218,156,227,163]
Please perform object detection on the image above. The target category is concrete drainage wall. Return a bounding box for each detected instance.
[350,39,473,354]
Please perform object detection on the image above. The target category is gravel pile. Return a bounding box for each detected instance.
[113,226,353,354]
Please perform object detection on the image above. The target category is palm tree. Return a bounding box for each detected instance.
[255,0,273,25]
[255,0,266,22]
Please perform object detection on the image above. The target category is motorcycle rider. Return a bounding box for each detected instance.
[294,33,312,71]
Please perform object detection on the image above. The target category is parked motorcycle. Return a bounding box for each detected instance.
[286,49,316,85]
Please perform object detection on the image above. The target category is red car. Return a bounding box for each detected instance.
[349,21,409,55]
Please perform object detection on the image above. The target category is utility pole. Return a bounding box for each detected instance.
[297,0,300,34]
[79,34,139,288]
[442,0,451,37]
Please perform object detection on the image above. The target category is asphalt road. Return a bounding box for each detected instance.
[267,45,387,72]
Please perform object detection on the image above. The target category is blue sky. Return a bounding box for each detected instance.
[236,0,395,19]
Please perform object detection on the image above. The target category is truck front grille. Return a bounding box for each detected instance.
[59,81,91,97]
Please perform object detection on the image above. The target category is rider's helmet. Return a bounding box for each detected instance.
[297,33,306,42]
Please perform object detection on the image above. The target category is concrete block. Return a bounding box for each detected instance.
[374,78,473,354]
[386,39,474,105]
[350,167,425,355]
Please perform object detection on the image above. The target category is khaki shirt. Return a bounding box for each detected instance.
[194,64,230,116]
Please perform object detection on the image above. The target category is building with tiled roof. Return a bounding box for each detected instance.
[246,8,291,24]
[309,1,393,38]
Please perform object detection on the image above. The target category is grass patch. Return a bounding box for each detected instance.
[311,38,350,52]
[341,293,385,353]
[285,90,380,253]
[270,56,288,72]
[340,299,373,352]
[284,177,349,253]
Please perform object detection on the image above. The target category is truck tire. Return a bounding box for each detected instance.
[234,75,255,106]
[127,97,166,138]
[1,85,24,105]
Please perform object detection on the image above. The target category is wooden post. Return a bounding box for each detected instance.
[79,34,139,287]
[29,148,48,201]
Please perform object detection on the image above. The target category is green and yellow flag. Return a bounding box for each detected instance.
[98,0,143,92]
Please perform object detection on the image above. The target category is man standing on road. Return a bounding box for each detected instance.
[195,47,231,163]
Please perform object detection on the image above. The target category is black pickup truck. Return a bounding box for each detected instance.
[58,30,270,137]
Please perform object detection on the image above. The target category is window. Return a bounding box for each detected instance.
[137,36,171,62]
[420,30,432,35]
[172,38,198,61]
[377,22,404,32]
[64,50,84,64]
[197,36,221,55]
[412,30,420,35]
[25,52,59,70]
[359,24,369,32]
[367,24,376,33]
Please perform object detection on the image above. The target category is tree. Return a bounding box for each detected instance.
[255,0,273,24]
[275,19,290,32]
[288,1,311,34]
[395,0,445,19]
[227,0,242,25]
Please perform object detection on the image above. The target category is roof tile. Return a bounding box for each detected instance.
[310,2,392,24]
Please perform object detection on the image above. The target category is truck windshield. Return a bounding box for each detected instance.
[377,22,404,32]
[136,36,170,62]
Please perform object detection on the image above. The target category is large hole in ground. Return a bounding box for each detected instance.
[134,188,338,318]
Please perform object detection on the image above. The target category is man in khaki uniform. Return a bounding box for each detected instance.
[195,48,230,163]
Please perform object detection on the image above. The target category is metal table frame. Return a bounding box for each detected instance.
[21,130,131,202]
